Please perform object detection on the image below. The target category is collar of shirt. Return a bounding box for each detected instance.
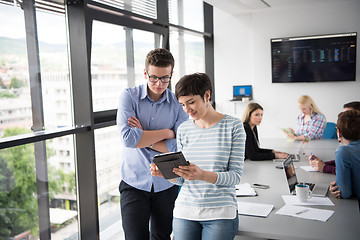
[140,83,170,104]
[299,112,316,121]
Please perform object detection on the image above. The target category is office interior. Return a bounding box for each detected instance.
[0,0,359,239]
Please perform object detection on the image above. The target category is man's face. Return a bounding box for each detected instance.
[145,65,172,98]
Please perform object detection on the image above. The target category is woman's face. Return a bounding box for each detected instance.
[298,103,311,115]
[249,109,263,126]
[178,94,208,120]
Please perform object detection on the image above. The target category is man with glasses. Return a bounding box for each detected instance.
[117,48,188,240]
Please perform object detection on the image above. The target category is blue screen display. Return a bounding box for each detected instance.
[233,85,252,97]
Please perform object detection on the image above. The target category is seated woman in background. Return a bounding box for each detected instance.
[283,95,326,141]
[329,110,360,209]
[309,101,360,174]
[242,103,289,160]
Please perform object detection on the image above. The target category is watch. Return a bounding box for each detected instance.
[149,143,154,149]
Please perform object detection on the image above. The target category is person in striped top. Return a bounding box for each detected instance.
[150,73,246,240]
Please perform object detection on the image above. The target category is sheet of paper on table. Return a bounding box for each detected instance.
[235,183,257,197]
[282,195,334,206]
[237,201,274,218]
[276,205,334,222]
[300,165,319,172]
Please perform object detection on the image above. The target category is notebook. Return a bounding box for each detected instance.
[282,155,329,197]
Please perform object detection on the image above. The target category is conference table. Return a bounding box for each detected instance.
[236,138,360,240]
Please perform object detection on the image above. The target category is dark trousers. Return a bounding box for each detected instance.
[119,180,179,240]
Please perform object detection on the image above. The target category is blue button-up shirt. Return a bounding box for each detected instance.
[116,83,188,192]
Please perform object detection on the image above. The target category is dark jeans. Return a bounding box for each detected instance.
[119,180,179,240]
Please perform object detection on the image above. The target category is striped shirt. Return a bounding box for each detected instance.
[173,115,246,220]
[296,112,326,140]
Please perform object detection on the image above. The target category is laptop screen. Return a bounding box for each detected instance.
[233,85,252,99]
[283,156,298,192]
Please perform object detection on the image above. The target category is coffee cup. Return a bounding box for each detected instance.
[296,184,312,202]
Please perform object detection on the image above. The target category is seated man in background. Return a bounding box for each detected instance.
[309,101,360,174]
[329,110,360,210]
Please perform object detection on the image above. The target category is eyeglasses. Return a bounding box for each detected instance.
[146,70,172,83]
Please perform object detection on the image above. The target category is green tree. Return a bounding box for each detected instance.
[0,128,38,237]
[9,77,25,89]
[0,128,64,238]
[0,91,17,98]
[0,77,6,89]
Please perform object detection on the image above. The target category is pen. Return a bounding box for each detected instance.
[295,209,309,215]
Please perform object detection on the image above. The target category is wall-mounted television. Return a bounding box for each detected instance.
[271,32,357,83]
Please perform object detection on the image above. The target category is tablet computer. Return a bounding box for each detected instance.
[152,151,189,179]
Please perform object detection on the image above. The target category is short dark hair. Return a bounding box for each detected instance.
[343,101,360,111]
[175,73,212,100]
[337,110,360,141]
[145,48,174,70]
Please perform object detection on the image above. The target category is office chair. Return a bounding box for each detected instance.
[323,122,337,139]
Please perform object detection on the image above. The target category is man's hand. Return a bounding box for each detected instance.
[128,116,143,130]
[329,181,341,198]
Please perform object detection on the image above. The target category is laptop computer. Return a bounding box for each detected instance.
[282,155,329,197]
[231,85,252,101]
[289,142,306,162]
[273,142,305,162]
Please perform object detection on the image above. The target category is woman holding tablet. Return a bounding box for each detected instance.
[242,103,289,160]
[150,73,245,240]
[283,95,326,141]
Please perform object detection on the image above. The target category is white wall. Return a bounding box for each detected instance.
[213,0,360,139]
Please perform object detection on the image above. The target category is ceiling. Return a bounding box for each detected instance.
[203,0,347,14]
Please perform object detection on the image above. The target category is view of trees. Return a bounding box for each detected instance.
[0,128,76,238]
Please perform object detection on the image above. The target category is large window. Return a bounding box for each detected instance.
[0,1,213,239]
[0,5,32,138]
[91,21,127,112]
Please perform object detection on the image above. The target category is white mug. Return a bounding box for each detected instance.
[296,184,312,202]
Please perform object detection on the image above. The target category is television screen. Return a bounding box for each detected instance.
[271,32,357,83]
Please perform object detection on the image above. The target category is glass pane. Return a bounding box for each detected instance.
[36,10,73,130]
[94,126,124,239]
[133,29,156,86]
[91,21,127,112]
[170,29,205,90]
[0,133,78,239]
[0,140,38,239]
[169,0,204,32]
[0,5,32,138]
[47,135,79,239]
[93,0,157,19]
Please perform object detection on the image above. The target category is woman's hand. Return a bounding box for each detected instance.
[128,116,143,130]
[309,155,325,172]
[173,163,203,181]
[150,163,163,177]
[329,181,341,198]
[274,152,289,159]
[173,163,218,184]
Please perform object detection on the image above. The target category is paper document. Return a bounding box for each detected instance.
[300,165,319,172]
[282,195,334,206]
[276,205,334,222]
[235,183,257,196]
[237,201,274,217]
